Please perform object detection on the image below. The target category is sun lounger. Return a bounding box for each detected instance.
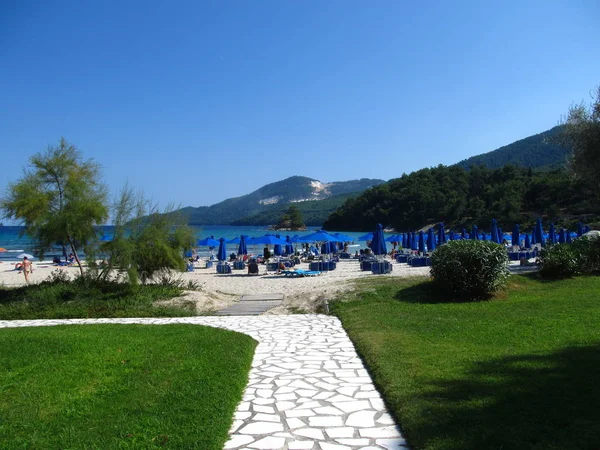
[282,269,321,277]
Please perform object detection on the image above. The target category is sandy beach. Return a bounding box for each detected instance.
[0,258,433,314]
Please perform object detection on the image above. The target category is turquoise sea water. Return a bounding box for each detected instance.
[0,225,377,262]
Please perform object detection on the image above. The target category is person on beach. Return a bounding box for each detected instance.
[21,256,33,282]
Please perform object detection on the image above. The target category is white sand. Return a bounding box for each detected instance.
[0,258,432,314]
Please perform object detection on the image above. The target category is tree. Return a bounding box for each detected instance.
[274,205,306,230]
[564,86,600,196]
[1,138,108,274]
[94,185,195,285]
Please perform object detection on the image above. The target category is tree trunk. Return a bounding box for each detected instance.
[67,234,84,276]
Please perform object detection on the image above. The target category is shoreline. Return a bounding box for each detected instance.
[0,258,432,314]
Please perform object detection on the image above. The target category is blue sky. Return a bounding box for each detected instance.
[1,0,599,214]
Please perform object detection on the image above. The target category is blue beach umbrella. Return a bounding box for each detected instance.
[471,225,479,240]
[524,234,531,248]
[299,230,338,243]
[418,231,425,254]
[370,224,387,256]
[531,229,537,245]
[197,237,220,247]
[285,236,294,255]
[357,232,374,242]
[548,223,556,245]
[332,233,353,243]
[217,238,227,262]
[491,219,499,244]
[427,228,436,252]
[238,235,248,256]
[535,218,544,246]
[411,232,418,251]
[512,224,520,246]
[248,235,287,246]
[461,228,467,240]
[577,222,584,237]
[274,241,283,257]
[566,232,573,244]
[438,223,446,245]
[559,228,566,244]
[401,233,407,249]
[273,234,282,256]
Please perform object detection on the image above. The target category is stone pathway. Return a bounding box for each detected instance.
[0,315,408,450]
[215,293,284,316]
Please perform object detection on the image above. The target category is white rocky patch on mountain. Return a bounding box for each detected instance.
[258,196,281,205]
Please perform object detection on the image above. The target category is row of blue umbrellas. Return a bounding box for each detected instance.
[195,230,358,262]
[388,219,590,251]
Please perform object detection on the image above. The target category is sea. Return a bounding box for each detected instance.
[0,225,377,262]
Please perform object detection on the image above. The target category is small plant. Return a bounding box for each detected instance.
[430,240,509,301]
[538,243,580,279]
[44,268,71,284]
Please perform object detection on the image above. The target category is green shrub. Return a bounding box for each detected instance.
[538,236,600,279]
[538,243,580,279]
[430,240,509,301]
[573,235,600,274]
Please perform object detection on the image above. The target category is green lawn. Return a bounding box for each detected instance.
[0,324,256,449]
[331,274,600,450]
[0,279,195,320]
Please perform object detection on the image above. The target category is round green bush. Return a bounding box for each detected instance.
[538,243,580,279]
[430,240,509,301]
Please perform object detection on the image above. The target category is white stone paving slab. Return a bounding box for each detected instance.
[0,315,408,449]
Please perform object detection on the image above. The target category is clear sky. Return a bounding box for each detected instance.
[1,0,599,214]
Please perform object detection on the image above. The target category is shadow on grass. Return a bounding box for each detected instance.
[392,280,486,304]
[414,345,600,450]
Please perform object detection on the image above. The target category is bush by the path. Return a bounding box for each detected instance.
[430,240,509,300]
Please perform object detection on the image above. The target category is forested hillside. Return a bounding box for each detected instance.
[231,194,356,226]
[174,176,384,225]
[456,126,570,170]
[323,165,598,232]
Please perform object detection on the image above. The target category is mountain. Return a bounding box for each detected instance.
[456,126,570,170]
[177,176,385,226]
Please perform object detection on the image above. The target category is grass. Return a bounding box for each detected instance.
[0,324,256,449]
[331,274,600,450]
[0,277,197,320]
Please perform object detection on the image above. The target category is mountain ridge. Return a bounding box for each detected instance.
[177,176,385,225]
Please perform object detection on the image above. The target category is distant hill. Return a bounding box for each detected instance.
[176,176,385,226]
[456,126,570,170]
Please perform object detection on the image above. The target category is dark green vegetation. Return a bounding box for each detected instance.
[92,184,195,285]
[236,194,356,227]
[332,275,600,450]
[430,240,509,300]
[456,125,569,170]
[174,176,384,225]
[538,237,600,279]
[0,277,195,320]
[273,204,306,230]
[1,138,109,274]
[0,324,256,449]
[563,86,600,198]
[323,164,598,231]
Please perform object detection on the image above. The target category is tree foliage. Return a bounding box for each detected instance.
[94,185,195,285]
[323,165,598,232]
[0,138,108,273]
[274,205,306,230]
[564,85,600,197]
[456,125,570,171]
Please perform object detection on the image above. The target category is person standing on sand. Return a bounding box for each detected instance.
[22,256,33,283]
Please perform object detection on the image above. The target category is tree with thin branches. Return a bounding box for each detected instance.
[1,138,108,274]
